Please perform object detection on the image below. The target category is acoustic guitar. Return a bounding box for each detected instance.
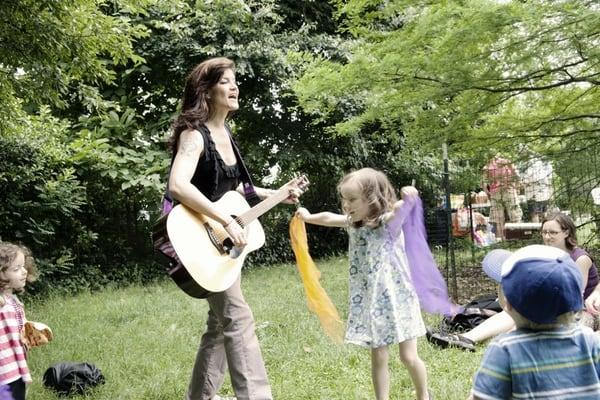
[152,176,308,298]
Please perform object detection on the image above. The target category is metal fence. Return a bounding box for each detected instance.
[425,145,600,304]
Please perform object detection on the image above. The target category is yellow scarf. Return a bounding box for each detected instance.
[289,215,344,343]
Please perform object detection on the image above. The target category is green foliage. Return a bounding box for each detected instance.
[0,106,167,294]
[551,146,600,215]
[0,110,86,287]
[293,0,600,165]
[0,0,147,121]
[0,0,163,293]
[72,107,169,194]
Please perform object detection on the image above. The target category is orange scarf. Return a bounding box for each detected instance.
[289,215,344,343]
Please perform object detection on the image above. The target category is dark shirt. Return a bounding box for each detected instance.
[187,125,240,201]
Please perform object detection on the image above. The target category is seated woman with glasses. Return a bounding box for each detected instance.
[427,211,599,351]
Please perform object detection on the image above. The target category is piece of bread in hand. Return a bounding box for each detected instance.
[22,321,53,349]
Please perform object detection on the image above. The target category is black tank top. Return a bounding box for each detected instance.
[188,126,240,202]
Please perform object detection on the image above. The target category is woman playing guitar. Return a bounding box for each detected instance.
[168,57,302,400]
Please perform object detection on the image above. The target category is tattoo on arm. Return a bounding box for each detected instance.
[179,136,200,157]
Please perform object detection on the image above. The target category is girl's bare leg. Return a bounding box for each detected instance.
[398,339,429,400]
[371,346,390,400]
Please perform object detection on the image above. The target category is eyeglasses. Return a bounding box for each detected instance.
[541,230,565,237]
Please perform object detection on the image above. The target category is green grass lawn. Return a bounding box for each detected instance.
[25,256,482,399]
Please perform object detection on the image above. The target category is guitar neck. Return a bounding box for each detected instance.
[238,189,289,226]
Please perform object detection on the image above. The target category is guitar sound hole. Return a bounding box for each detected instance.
[222,238,234,253]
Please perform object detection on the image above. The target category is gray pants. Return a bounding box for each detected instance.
[186,276,273,400]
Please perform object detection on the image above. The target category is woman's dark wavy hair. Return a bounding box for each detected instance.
[541,211,578,250]
[168,57,236,152]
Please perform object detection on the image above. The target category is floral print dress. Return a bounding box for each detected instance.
[345,218,426,348]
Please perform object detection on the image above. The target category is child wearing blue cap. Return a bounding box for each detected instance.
[470,244,600,399]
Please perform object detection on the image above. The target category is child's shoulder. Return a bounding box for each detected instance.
[566,325,600,361]
[0,294,22,309]
[489,328,534,346]
[491,325,581,347]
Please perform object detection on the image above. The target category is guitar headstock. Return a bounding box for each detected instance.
[291,174,310,193]
[272,174,310,205]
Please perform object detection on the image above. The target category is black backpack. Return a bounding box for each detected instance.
[441,293,502,333]
[43,362,105,396]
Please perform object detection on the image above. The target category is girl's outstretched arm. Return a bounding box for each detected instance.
[296,207,347,227]
[387,185,418,222]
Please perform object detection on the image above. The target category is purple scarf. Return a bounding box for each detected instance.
[394,196,461,316]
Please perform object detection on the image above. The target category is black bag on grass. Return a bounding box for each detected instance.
[441,293,502,333]
[43,362,105,396]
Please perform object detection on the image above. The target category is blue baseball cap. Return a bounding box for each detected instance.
[481,245,583,324]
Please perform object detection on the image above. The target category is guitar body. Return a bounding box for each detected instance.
[153,191,265,297]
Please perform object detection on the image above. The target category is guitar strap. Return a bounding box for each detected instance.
[160,124,260,215]
[226,125,261,207]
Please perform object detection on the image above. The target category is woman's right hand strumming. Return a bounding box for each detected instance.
[223,218,247,248]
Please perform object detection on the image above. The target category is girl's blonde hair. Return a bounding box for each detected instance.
[337,168,397,228]
[0,242,38,290]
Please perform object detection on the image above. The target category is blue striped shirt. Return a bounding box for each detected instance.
[472,325,600,399]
